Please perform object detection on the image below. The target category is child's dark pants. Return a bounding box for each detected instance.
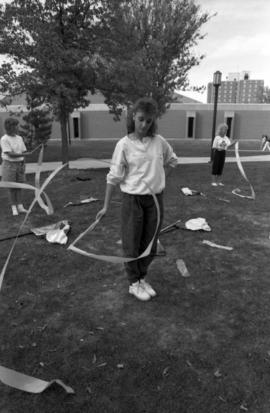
[121,192,164,284]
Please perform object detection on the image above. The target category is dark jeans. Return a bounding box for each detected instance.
[121,192,164,284]
[212,150,226,175]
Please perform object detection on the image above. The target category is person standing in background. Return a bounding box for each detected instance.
[1,117,29,216]
[211,123,237,186]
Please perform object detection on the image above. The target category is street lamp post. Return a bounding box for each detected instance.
[210,70,222,161]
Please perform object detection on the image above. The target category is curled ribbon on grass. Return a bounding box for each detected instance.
[232,141,255,200]
[68,181,160,263]
[0,365,74,394]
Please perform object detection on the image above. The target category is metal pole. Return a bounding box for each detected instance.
[210,84,219,161]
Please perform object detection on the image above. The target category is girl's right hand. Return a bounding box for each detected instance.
[96,207,107,221]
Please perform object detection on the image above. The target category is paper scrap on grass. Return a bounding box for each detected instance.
[176,259,190,277]
[31,220,70,245]
[185,218,211,232]
[181,187,205,197]
[0,365,74,394]
[232,142,255,200]
[64,197,98,208]
[202,240,233,251]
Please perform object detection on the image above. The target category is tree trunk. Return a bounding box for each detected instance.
[60,115,69,166]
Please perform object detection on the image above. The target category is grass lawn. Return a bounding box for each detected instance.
[24,138,266,163]
[1,143,270,412]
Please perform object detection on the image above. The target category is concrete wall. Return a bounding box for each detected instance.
[76,103,270,140]
[1,102,270,141]
[80,110,126,140]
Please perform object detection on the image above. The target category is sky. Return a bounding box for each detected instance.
[1,0,270,103]
[180,0,270,102]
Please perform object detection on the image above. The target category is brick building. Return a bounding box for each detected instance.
[207,71,264,104]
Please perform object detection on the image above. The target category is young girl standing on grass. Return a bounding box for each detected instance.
[1,117,29,216]
[96,97,178,301]
[211,123,237,186]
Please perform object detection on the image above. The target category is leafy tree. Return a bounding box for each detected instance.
[0,95,12,107]
[0,0,104,164]
[19,103,53,149]
[0,0,210,157]
[97,0,210,117]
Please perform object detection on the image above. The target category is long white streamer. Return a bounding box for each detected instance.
[0,161,66,291]
[232,141,255,200]
[68,184,160,263]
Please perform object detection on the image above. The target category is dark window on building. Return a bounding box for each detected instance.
[73,118,79,138]
[226,117,233,138]
[188,117,194,138]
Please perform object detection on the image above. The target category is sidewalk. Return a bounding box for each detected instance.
[1,154,270,176]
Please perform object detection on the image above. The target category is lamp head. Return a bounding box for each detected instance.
[213,71,222,86]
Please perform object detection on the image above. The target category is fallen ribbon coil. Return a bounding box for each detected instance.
[0,365,74,394]
[232,141,255,200]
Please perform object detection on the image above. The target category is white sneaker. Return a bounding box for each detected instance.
[211,182,218,187]
[140,279,157,297]
[129,281,151,301]
[218,182,224,186]
[17,204,28,213]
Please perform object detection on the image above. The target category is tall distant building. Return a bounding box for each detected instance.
[207,71,264,104]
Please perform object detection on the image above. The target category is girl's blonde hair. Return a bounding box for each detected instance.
[216,123,228,135]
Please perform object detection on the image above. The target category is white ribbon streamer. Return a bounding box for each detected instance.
[0,148,67,291]
[0,365,74,394]
[232,141,255,200]
[68,181,160,263]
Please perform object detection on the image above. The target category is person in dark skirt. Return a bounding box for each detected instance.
[211,123,237,186]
